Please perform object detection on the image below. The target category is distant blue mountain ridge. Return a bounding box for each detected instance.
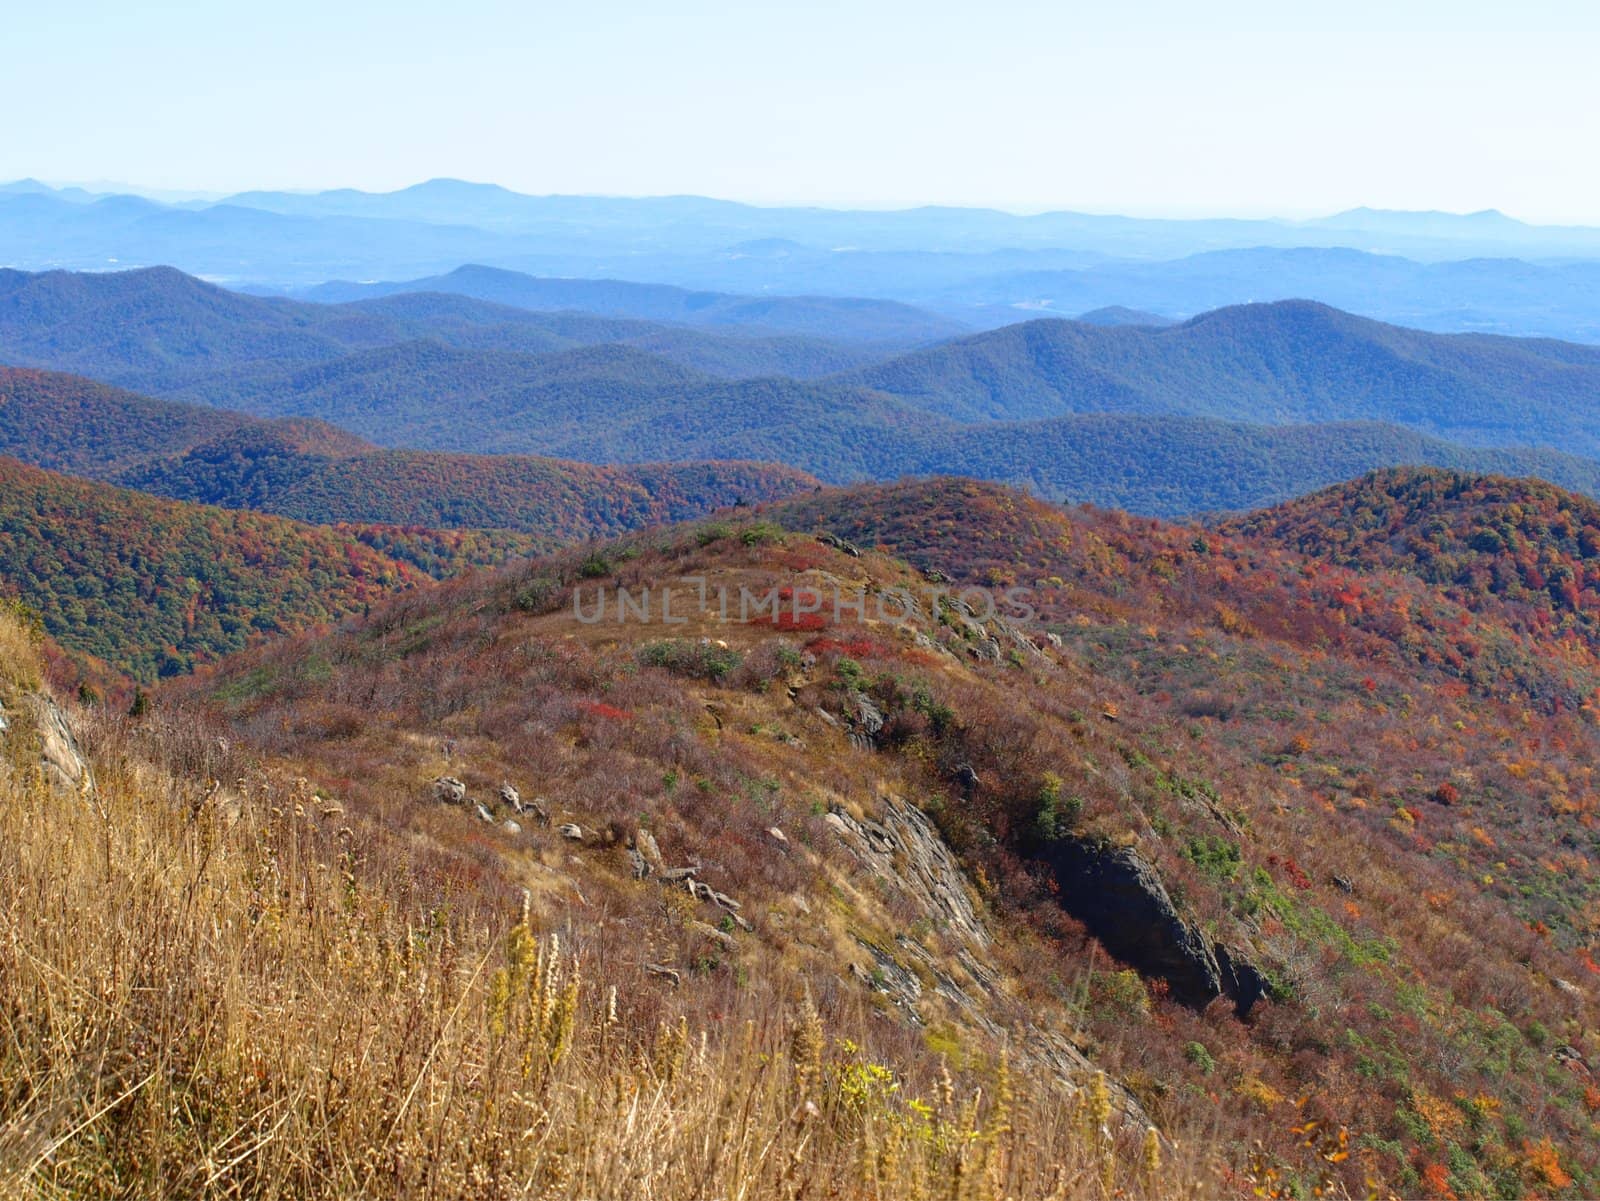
[9,178,1600,341]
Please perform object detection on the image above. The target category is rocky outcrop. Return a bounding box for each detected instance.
[431,776,466,805]
[827,795,1152,1130]
[1040,837,1268,1015]
[826,795,988,947]
[1217,944,1272,1016]
[2,693,89,798]
[32,694,92,799]
[30,693,94,799]
[817,531,861,557]
[846,695,884,751]
[0,689,95,801]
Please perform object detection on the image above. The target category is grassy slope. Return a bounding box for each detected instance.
[0,611,1179,1199]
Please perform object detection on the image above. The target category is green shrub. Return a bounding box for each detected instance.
[1182,835,1242,882]
[1090,969,1150,1020]
[739,521,786,547]
[639,638,744,682]
[696,522,735,547]
[1184,1041,1216,1074]
[512,574,561,613]
[1035,772,1082,840]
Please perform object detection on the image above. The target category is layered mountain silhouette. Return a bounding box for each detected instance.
[5,268,1600,515]
[298,264,965,344]
[15,180,1600,340]
[0,266,908,399]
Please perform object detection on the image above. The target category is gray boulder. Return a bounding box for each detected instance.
[431,776,466,805]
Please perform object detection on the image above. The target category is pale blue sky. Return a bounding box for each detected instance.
[9,0,1600,220]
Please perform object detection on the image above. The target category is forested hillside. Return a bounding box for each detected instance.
[13,268,1600,517]
[124,425,817,533]
[0,457,425,679]
[0,266,902,399]
[0,366,816,535]
[847,301,1600,452]
[1222,468,1600,638]
[0,364,251,471]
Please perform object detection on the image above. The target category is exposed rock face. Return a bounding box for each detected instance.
[827,795,1152,1129]
[847,695,884,751]
[28,694,93,799]
[1040,837,1267,1015]
[627,844,651,879]
[0,689,95,801]
[1217,943,1272,1015]
[970,635,1003,662]
[431,776,466,805]
[635,827,664,873]
[826,795,989,949]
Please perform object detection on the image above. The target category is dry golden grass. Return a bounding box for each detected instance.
[0,618,1220,1200]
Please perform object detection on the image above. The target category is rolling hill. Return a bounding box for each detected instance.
[122,423,817,534]
[14,268,1600,518]
[1220,467,1600,635]
[1075,305,1175,327]
[846,300,1600,452]
[0,366,817,537]
[201,340,710,437]
[952,246,1600,343]
[213,356,1600,516]
[0,266,903,400]
[13,358,1600,526]
[0,456,425,679]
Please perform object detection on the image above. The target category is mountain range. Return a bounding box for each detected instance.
[3,218,1600,1195]
[14,157,1600,1201]
[847,300,1600,449]
[0,265,921,398]
[15,179,1600,341]
[296,263,965,344]
[6,267,1600,518]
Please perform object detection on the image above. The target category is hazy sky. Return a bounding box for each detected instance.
[9,0,1600,220]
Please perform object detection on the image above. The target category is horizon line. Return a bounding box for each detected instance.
[4,175,1575,231]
